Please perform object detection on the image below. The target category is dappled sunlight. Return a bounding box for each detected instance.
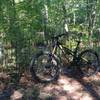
[39,75,97,100]
[0,71,99,99]
[10,90,23,100]
[81,93,94,100]
[58,76,71,85]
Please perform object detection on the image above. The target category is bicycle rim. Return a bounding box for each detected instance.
[80,50,99,76]
[33,53,59,82]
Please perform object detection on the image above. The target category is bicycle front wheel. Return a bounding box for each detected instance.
[30,51,59,83]
[79,49,99,77]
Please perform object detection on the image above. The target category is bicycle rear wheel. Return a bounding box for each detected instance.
[79,49,99,77]
[30,51,59,83]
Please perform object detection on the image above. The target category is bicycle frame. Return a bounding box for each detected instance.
[51,38,81,64]
[30,32,99,83]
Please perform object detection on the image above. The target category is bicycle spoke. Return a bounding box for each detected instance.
[79,50,99,77]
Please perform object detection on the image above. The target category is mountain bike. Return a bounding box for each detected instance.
[30,32,99,83]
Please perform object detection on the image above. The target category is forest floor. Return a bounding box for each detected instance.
[38,73,100,100]
[0,70,100,100]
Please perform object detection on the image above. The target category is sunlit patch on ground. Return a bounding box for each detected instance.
[0,71,99,100]
[39,74,100,100]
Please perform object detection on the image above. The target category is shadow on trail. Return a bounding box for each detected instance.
[64,71,100,100]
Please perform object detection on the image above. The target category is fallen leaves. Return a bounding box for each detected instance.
[0,72,10,80]
[0,71,100,100]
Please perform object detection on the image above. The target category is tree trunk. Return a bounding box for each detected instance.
[6,0,25,82]
[43,4,48,41]
[87,0,97,48]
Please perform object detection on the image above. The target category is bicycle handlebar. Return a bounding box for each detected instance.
[51,33,68,40]
[51,32,82,41]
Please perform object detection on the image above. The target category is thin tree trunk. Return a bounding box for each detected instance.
[87,0,97,48]
[43,4,48,41]
[62,3,69,33]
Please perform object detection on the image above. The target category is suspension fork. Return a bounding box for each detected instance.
[52,45,57,55]
[47,45,58,61]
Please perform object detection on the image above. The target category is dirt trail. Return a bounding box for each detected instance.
[0,72,100,100]
[39,73,100,100]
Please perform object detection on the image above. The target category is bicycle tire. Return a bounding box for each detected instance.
[79,49,99,77]
[30,50,59,83]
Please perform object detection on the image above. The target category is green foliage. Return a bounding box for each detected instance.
[0,0,100,72]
